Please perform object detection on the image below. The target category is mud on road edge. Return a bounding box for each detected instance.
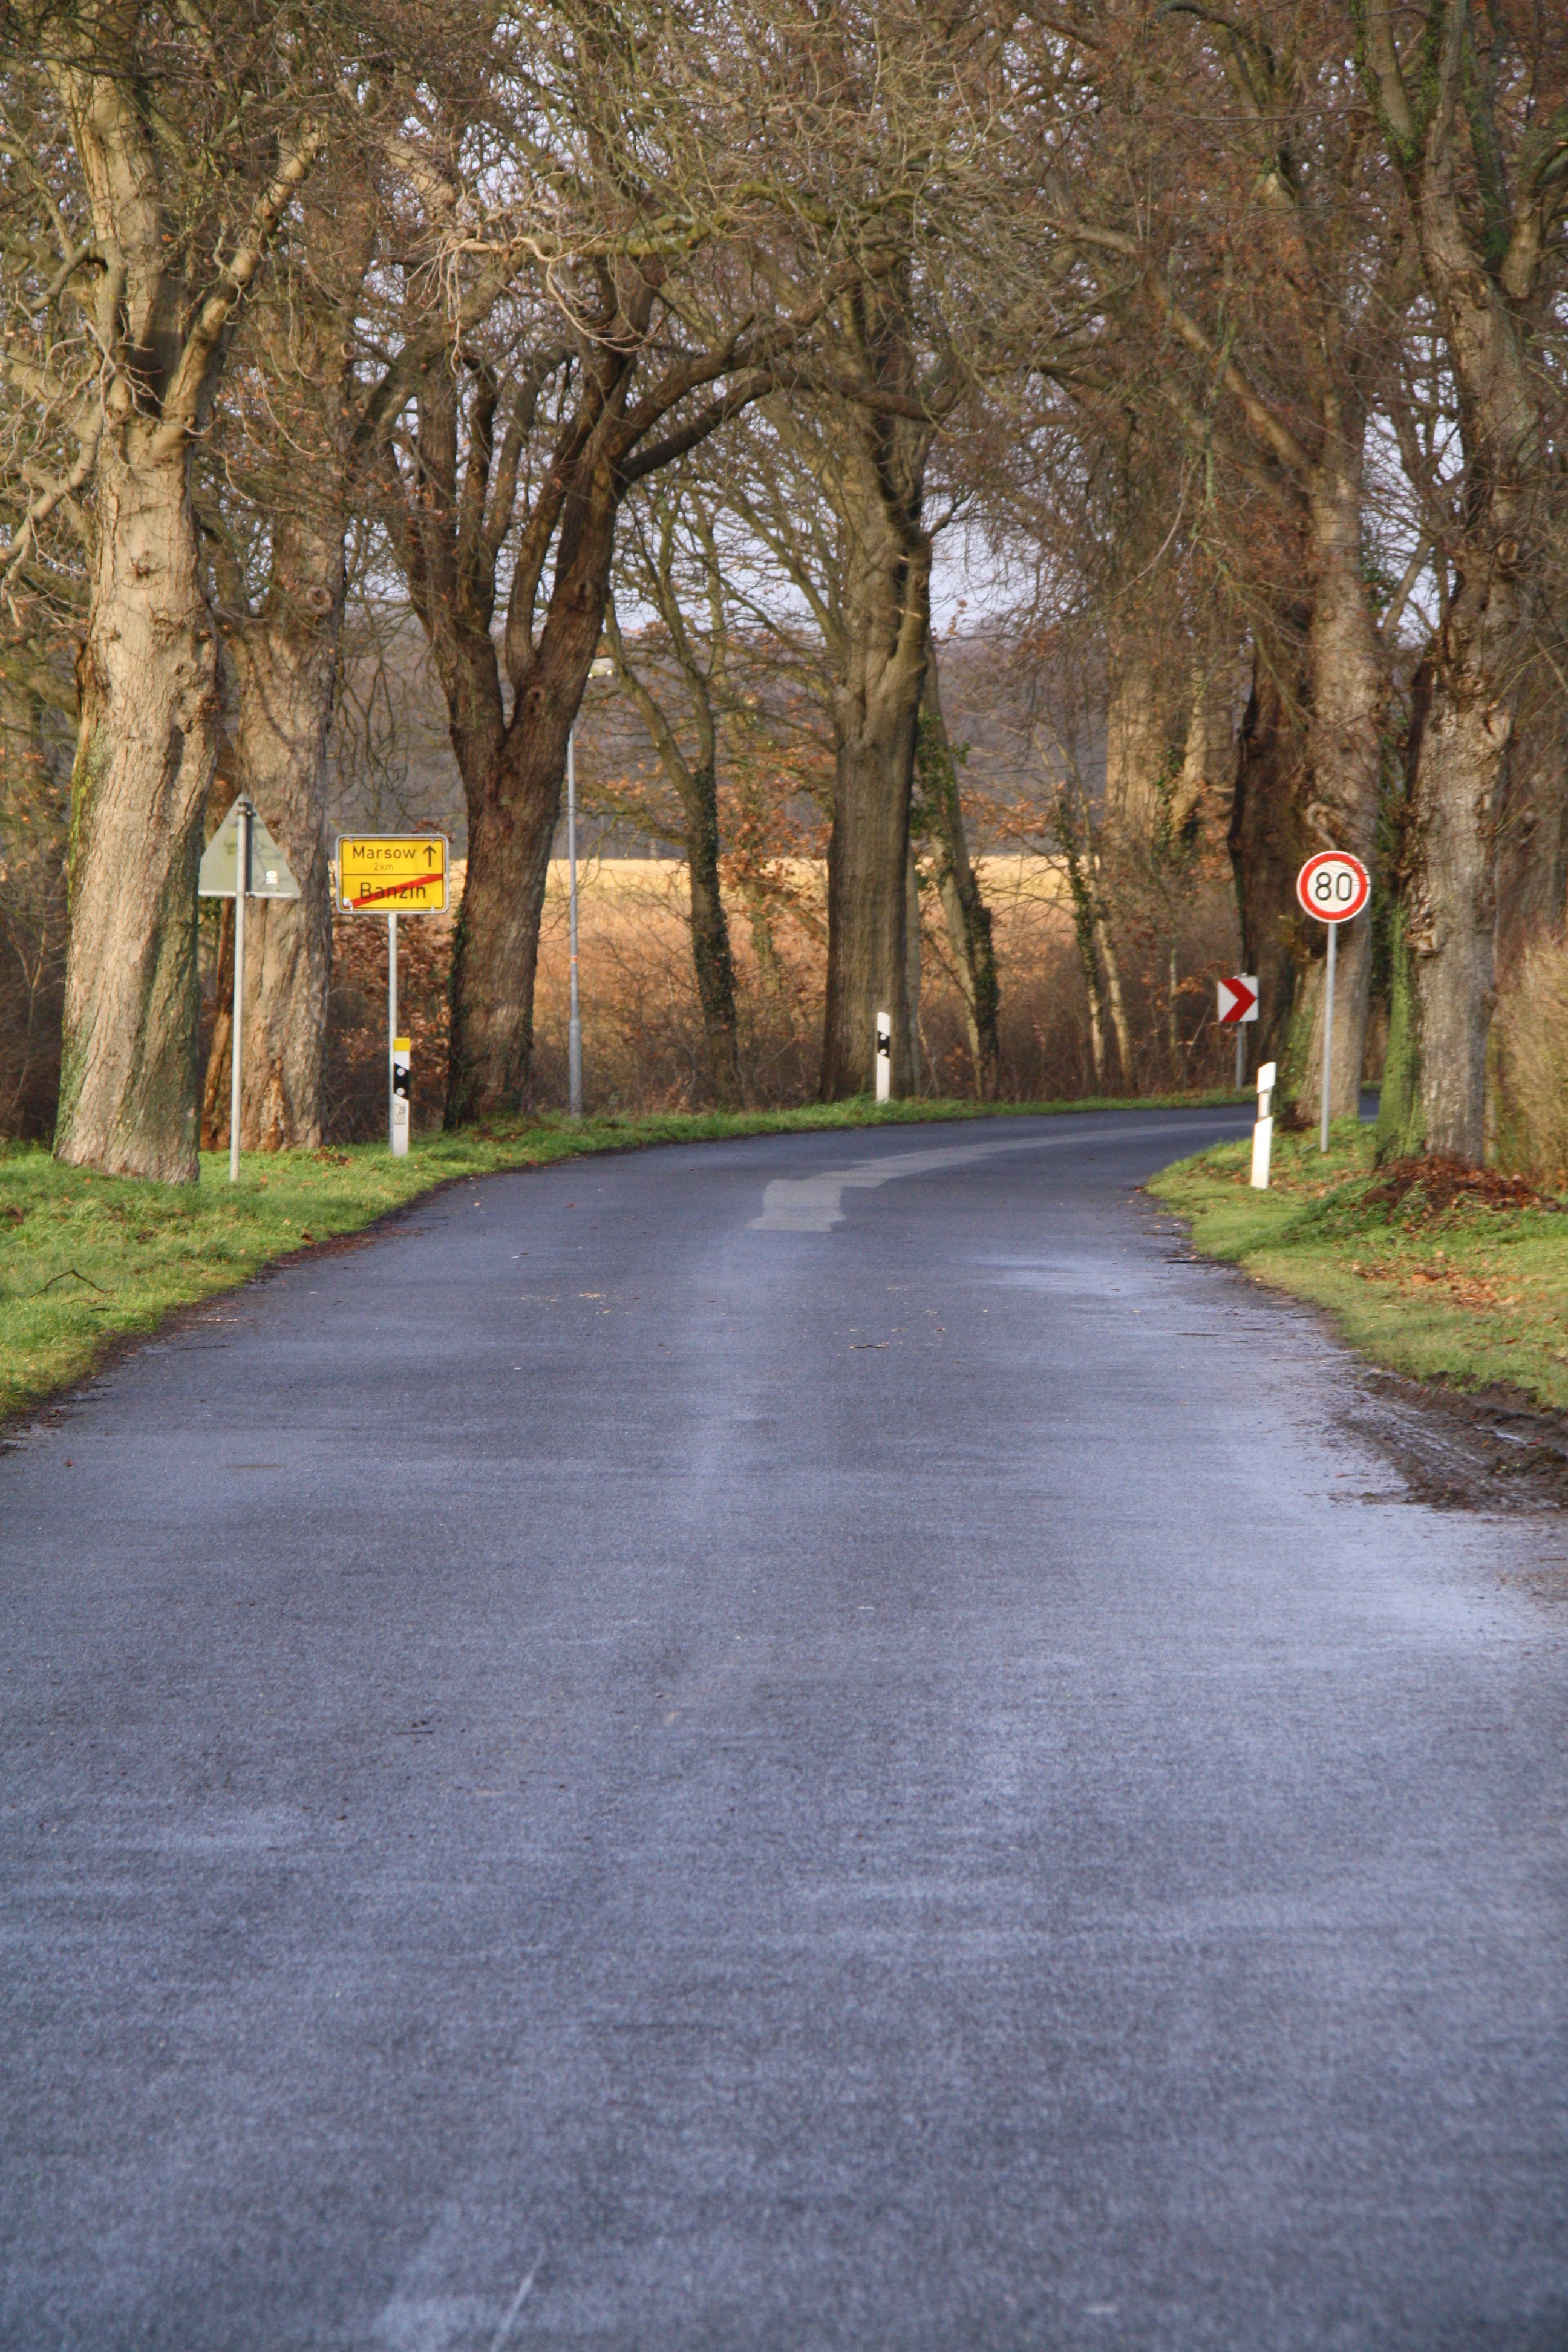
[1141,1194,1568,1518]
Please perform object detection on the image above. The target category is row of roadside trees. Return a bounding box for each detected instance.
[2,0,1564,1174]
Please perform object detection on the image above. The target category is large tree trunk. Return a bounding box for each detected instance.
[1104,618,1184,849]
[1494,685,1568,972]
[1357,6,1548,1161]
[820,694,926,1096]
[1227,621,1310,1077]
[55,434,219,1180]
[446,521,615,1125]
[818,435,932,1100]
[1398,624,1514,1162]
[1296,455,1385,1125]
[916,652,999,1097]
[201,522,344,1151]
[447,714,569,1126]
[0,670,71,1140]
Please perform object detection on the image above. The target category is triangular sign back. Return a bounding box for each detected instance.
[198,798,301,899]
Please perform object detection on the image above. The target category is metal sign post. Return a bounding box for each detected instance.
[1217,974,1259,1089]
[229,802,249,1184]
[336,834,449,1154]
[388,910,399,1154]
[198,794,300,1182]
[1295,851,1372,1154]
[1320,922,1338,1155]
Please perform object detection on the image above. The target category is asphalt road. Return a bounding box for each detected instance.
[3,1108,1566,2351]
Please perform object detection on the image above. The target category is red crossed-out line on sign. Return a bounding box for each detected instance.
[346,872,443,908]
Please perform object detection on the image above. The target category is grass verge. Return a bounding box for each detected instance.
[2,1090,1244,1426]
[1151,1122,1568,1413]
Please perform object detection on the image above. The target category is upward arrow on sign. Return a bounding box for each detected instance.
[1217,974,1259,1024]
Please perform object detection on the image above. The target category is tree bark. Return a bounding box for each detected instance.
[201,894,234,1149]
[200,517,344,1149]
[1104,619,1183,849]
[55,435,219,1180]
[1399,635,1509,1161]
[1354,0,1554,1159]
[446,499,618,1125]
[1494,685,1568,971]
[448,712,570,1125]
[1297,454,1385,1123]
[818,422,932,1100]
[915,651,999,1097]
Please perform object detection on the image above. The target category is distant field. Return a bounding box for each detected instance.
[535,853,1070,898]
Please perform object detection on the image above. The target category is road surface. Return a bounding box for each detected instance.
[3,1108,1566,2350]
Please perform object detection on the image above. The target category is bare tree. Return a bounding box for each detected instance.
[195,166,379,1149]
[0,2,340,1177]
[1356,0,1568,1160]
[603,483,743,1105]
[1048,0,1417,1124]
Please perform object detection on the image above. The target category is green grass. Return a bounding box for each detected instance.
[1151,1122,1568,1411]
[1,1089,1245,1426]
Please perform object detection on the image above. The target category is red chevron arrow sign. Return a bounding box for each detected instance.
[1217,975,1259,1025]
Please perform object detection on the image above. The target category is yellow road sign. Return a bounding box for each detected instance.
[336,834,449,913]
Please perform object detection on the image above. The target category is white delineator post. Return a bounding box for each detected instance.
[228,799,250,1185]
[567,720,583,1119]
[1251,1059,1276,1190]
[391,1034,410,1157]
[875,1010,892,1103]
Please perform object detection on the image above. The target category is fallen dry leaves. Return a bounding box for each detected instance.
[1350,1258,1522,1311]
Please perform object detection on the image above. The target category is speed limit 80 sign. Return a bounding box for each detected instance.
[1296,850,1371,924]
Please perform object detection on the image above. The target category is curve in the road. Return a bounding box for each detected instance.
[2,1107,1565,2352]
